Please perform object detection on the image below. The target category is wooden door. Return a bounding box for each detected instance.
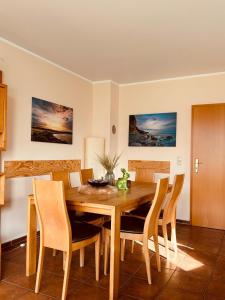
[191,103,225,229]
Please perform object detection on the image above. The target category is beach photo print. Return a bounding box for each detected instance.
[31,97,73,144]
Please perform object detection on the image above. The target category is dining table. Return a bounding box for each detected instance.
[26,181,170,300]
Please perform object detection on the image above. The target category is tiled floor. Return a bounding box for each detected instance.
[1,224,225,299]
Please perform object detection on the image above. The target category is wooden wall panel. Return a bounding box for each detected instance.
[128,160,170,173]
[4,160,81,179]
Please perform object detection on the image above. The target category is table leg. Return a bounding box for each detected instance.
[109,207,121,300]
[26,197,37,276]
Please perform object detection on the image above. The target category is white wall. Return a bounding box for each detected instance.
[118,74,225,221]
[0,40,93,242]
[110,83,119,155]
[92,82,111,153]
[92,81,119,155]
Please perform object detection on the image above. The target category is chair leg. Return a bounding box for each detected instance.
[62,251,72,300]
[95,234,100,281]
[80,248,85,268]
[104,232,110,275]
[63,251,66,271]
[101,227,104,256]
[53,249,57,256]
[35,245,45,293]
[153,235,161,272]
[171,219,177,253]
[131,240,135,253]
[162,223,169,258]
[143,247,151,284]
[121,238,126,262]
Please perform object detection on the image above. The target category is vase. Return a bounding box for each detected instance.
[105,171,115,186]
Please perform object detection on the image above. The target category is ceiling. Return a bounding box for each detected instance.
[0,0,225,83]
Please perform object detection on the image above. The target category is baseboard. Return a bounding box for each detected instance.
[2,232,40,253]
[2,235,27,252]
[176,219,191,225]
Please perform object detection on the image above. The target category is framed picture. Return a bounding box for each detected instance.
[129,112,177,147]
[31,97,73,144]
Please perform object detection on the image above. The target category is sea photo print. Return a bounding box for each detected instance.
[129,112,177,147]
[31,97,73,144]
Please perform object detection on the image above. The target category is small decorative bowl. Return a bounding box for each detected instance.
[88,179,109,187]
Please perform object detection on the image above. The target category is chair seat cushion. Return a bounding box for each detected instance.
[73,213,104,223]
[129,202,151,218]
[103,216,145,234]
[129,203,164,219]
[71,221,101,243]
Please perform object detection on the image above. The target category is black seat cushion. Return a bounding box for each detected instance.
[129,202,151,218]
[71,221,101,243]
[103,216,145,234]
[129,203,164,219]
[74,213,104,223]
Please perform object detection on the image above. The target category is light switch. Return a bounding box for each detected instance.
[177,156,182,166]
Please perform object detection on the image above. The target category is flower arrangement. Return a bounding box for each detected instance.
[97,153,121,185]
[97,153,121,173]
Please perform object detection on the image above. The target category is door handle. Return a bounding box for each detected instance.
[194,158,203,173]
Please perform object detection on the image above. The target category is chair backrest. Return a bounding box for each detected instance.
[80,168,94,185]
[135,168,155,183]
[51,170,71,190]
[163,174,185,223]
[33,179,71,252]
[143,177,169,241]
[129,160,170,183]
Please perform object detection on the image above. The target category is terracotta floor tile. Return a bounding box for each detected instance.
[207,280,225,299]
[0,282,28,299]
[120,276,162,299]
[119,296,141,300]
[17,291,54,299]
[2,246,27,265]
[134,263,174,285]
[165,270,208,294]
[219,237,225,256]
[2,224,225,299]
[151,251,187,272]
[90,272,130,289]
[70,282,109,300]
[205,294,225,300]
[2,261,37,290]
[156,287,204,300]
[36,272,81,299]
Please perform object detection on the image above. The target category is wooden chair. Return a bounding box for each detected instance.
[80,168,94,185]
[51,170,104,259]
[135,167,155,183]
[103,177,169,284]
[129,174,185,257]
[77,168,105,225]
[159,174,184,257]
[51,170,71,189]
[50,171,72,257]
[51,170,104,226]
[33,179,101,300]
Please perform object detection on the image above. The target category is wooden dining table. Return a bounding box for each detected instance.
[26,181,169,300]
